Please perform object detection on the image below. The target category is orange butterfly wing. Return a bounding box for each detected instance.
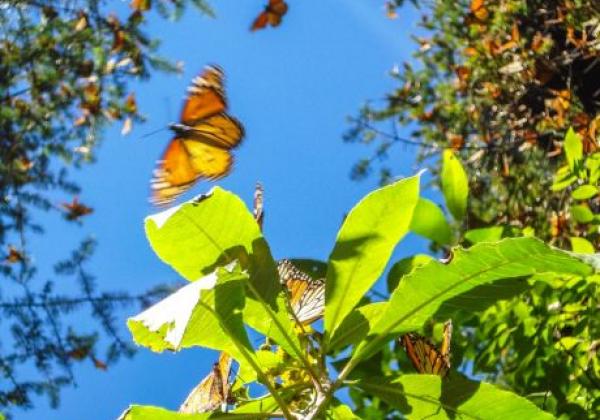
[151,66,244,206]
[180,66,226,124]
[402,320,452,376]
[251,0,288,31]
[179,352,232,414]
[278,259,325,325]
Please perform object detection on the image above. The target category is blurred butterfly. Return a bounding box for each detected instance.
[151,65,245,206]
[251,0,288,31]
[278,259,325,325]
[62,197,93,221]
[179,352,233,414]
[401,320,452,376]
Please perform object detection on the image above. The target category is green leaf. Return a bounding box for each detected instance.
[410,198,453,245]
[569,237,595,254]
[144,189,299,359]
[119,405,262,419]
[144,187,262,281]
[232,395,279,415]
[352,238,592,363]
[127,264,252,361]
[324,173,421,337]
[464,226,504,244]
[441,149,468,221]
[571,184,598,200]
[326,404,361,419]
[387,254,434,292]
[354,374,554,419]
[564,127,583,172]
[571,205,594,223]
[551,165,576,191]
[328,302,387,352]
[586,153,600,184]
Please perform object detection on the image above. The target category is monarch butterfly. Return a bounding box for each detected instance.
[62,197,93,221]
[277,259,325,325]
[401,320,452,376]
[150,65,244,206]
[251,0,288,31]
[179,352,233,413]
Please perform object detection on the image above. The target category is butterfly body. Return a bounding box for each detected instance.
[151,66,244,206]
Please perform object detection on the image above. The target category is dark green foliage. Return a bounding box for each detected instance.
[0,0,212,414]
[347,0,600,417]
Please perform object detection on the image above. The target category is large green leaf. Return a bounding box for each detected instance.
[351,238,593,363]
[410,198,452,245]
[328,302,387,352]
[355,374,554,419]
[144,189,299,358]
[441,149,468,221]
[324,173,421,337]
[127,264,252,361]
[118,405,266,419]
[145,187,263,281]
[387,254,434,292]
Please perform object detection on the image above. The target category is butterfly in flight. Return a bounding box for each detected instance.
[150,65,244,206]
[401,320,452,376]
[62,197,93,221]
[277,259,325,325]
[251,0,288,31]
[179,352,233,413]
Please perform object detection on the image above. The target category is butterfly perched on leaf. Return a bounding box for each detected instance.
[179,352,233,413]
[401,320,452,376]
[151,65,244,206]
[278,259,325,325]
[251,0,288,31]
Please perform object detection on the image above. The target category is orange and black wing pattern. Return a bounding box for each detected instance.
[251,0,288,31]
[179,352,232,414]
[402,320,452,377]
[278,259,325,325]
[151,65,244,206]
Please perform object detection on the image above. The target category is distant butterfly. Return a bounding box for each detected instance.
[401,320,452,376]
[151,65,244,206]
[62,197,93,221]
[179,352,233,414]
[251,0,288,31]
[277,259,325,325]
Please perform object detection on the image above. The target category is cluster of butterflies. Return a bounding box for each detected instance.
[176,184,453,413]
[179,315,453,414]
[148,3,449,412]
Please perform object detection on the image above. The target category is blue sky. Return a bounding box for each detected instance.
[18,1,433,418]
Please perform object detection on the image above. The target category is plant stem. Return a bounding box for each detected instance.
[198,301,295,420]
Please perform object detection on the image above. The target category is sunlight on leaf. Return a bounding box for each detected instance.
[355,374,554,419]
[127,264,252,360]
[441,150,468,221]
[410,198,452,245]
[352,237,594,362]
[324,173,420,338]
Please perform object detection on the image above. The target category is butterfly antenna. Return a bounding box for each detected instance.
[135,126,168,141]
